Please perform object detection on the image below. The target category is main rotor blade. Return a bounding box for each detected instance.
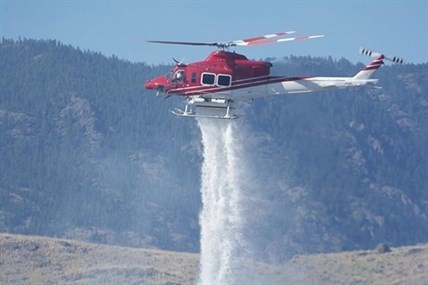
[234,34,325,46]
[147,40,218,47]
[148,32,297,48]
[233,31,296,45]
[148,32,324,49]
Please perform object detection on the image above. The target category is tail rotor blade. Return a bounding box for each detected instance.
[360,47,383,58]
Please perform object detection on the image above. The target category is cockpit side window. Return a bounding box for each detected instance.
[171,70,185,83]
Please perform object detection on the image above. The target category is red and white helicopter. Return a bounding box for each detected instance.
[144,31,403,119]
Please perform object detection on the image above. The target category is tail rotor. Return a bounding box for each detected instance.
[360,47,404,64]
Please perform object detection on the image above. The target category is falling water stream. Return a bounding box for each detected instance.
[197,118,251,285]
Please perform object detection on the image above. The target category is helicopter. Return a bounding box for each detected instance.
[144,32,403,119]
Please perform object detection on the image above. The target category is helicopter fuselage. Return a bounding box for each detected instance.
[144,50,272,96]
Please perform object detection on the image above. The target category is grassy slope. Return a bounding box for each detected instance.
[1,233,427,285]
[0,233,198,285]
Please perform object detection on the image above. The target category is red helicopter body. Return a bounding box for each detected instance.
[144,50,272,96]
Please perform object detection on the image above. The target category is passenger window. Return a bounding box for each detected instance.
[217,74,231,87]
[201,73,215,85]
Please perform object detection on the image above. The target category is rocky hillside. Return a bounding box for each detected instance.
[1,38,427,261]
[1,233,427,285]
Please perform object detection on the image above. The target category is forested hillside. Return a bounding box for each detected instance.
[1,38,427,261]
[0,38,201,252]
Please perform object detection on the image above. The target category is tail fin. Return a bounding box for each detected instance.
[353,48,403,80]
[353,55,385,80]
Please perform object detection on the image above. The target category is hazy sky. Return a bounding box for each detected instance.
[1,0,427,65]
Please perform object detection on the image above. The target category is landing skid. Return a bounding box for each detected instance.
[171,98,238,119]
[171,108,238,119]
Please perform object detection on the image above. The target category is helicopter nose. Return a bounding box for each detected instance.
[144,80,156,90]
[145,76,168,91]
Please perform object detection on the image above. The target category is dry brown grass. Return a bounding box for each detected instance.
[1,233,427,285]
[0,233,199,285]
[280,246,428,285]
